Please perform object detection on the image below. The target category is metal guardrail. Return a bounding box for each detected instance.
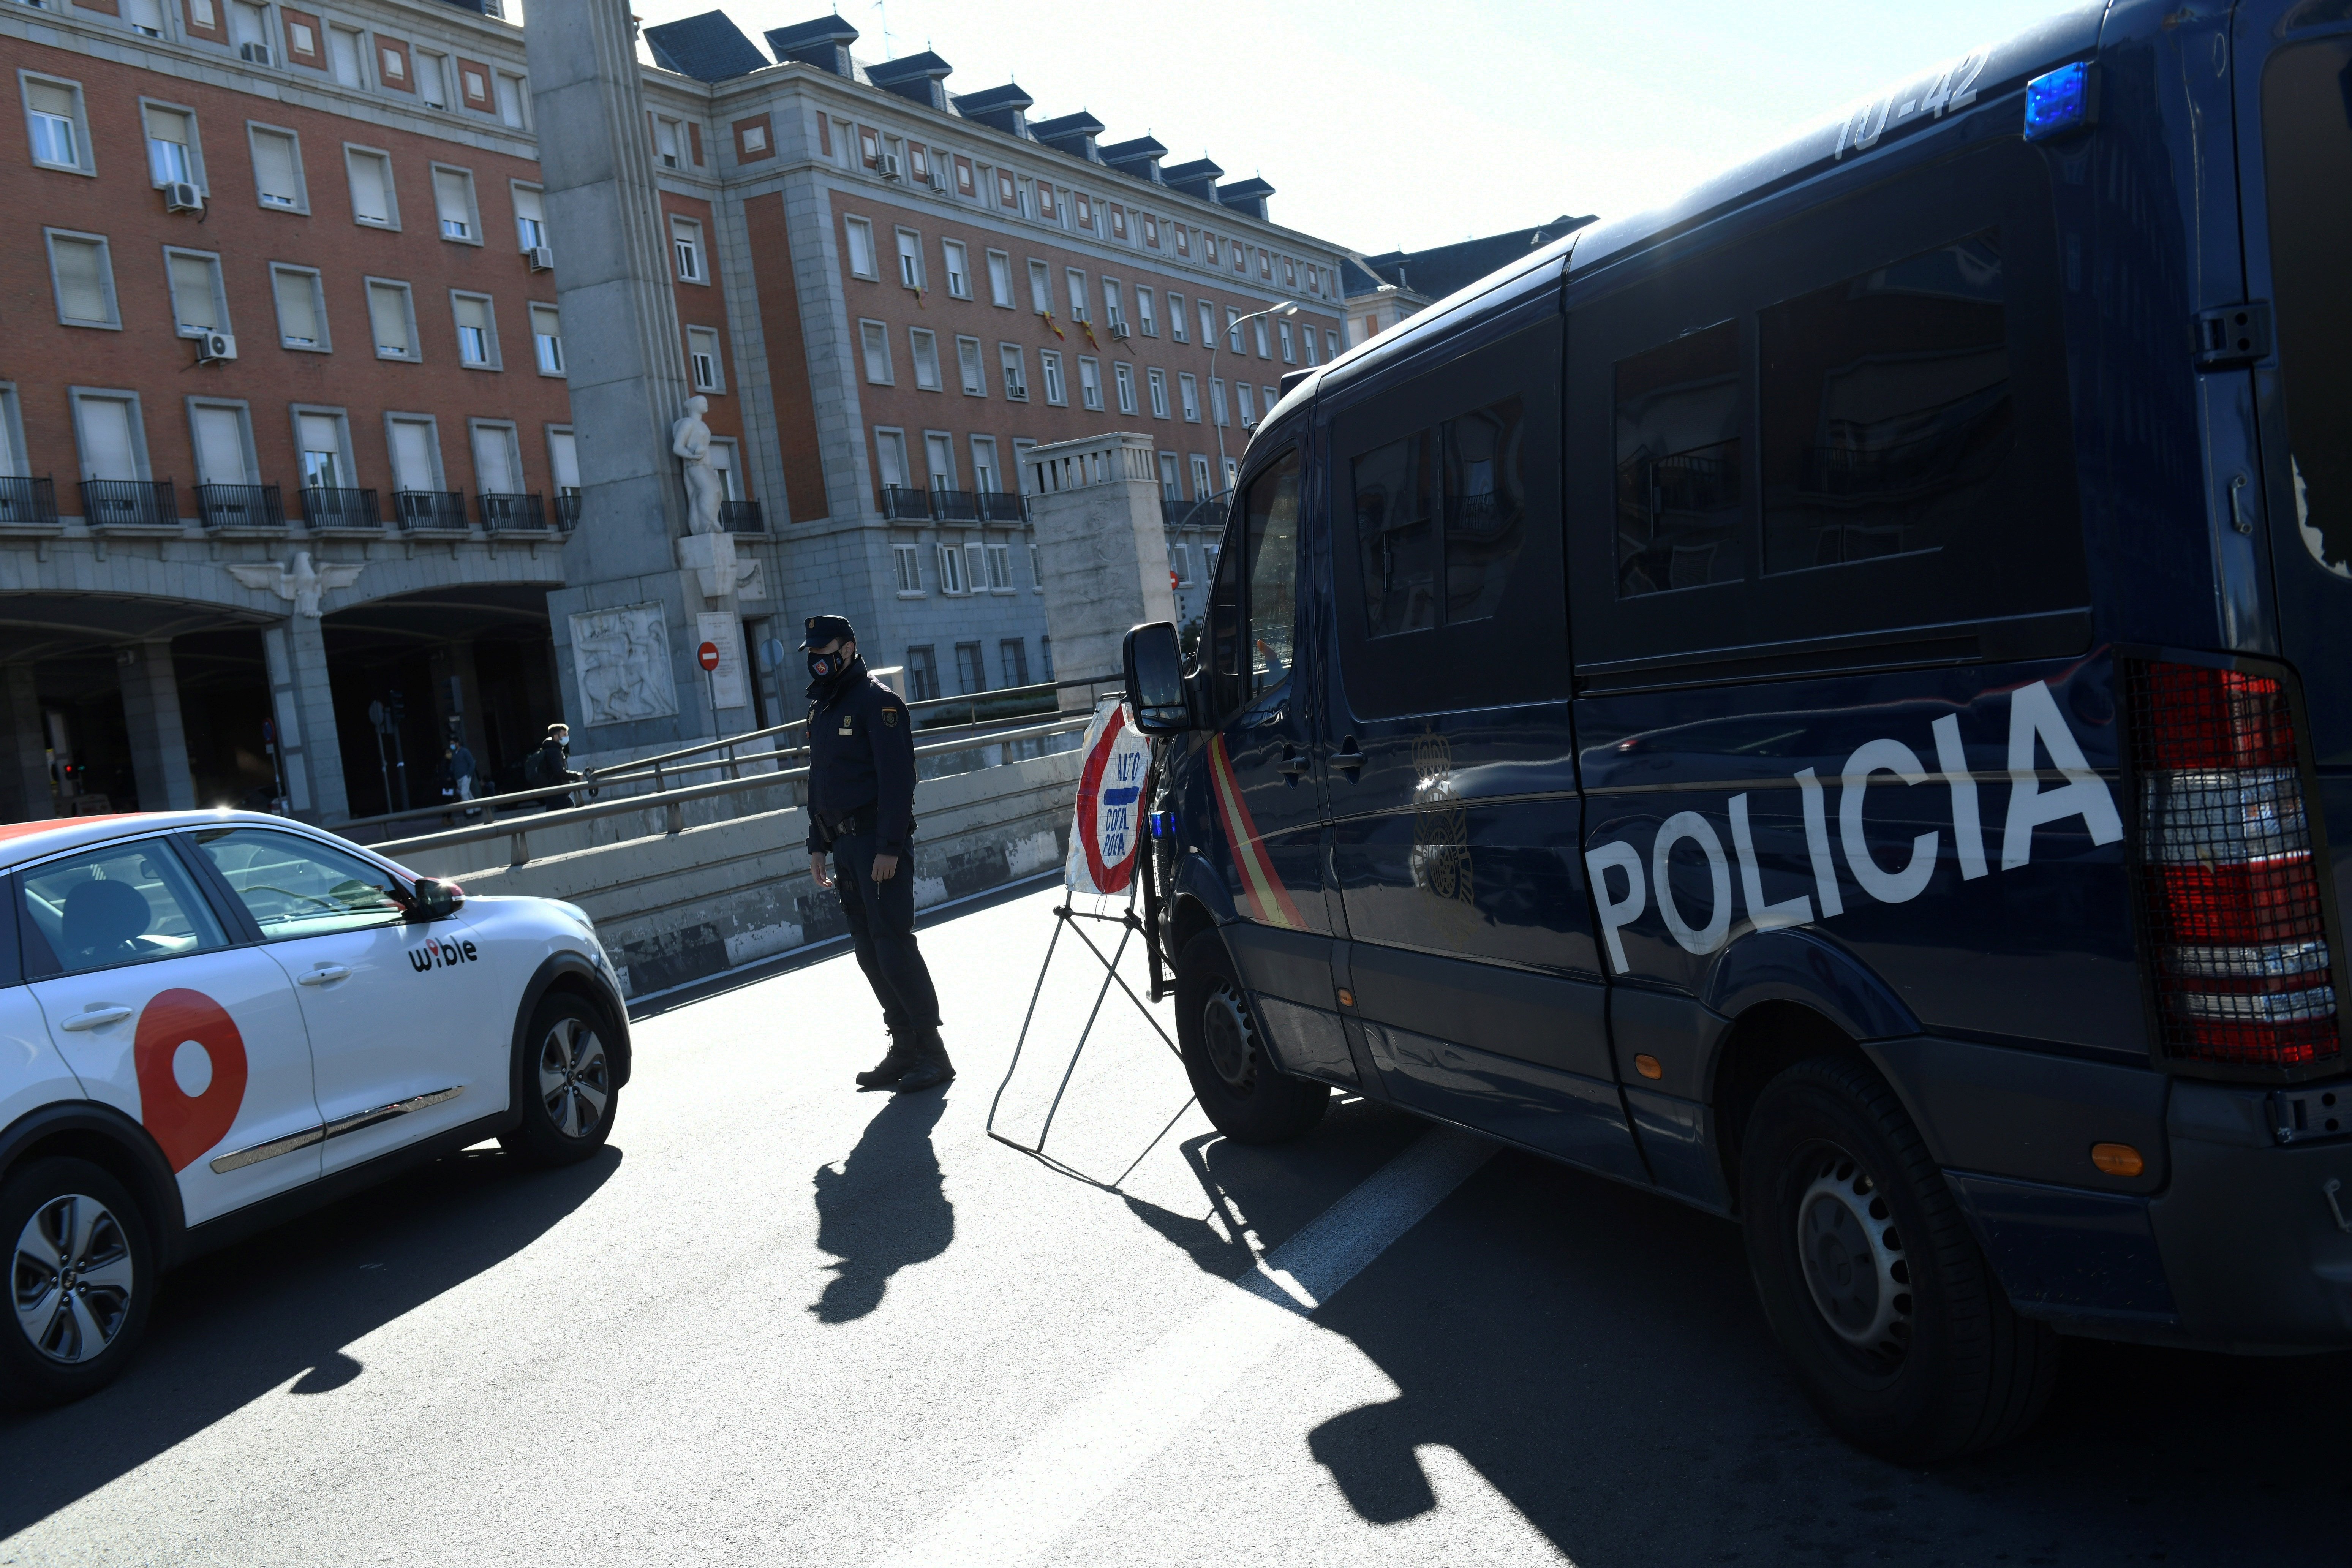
[361,711,1095,867]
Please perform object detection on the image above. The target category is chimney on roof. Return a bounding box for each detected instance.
[865,51,953,112]
[1161,157,1223,204]
[951,82,1034,139]
[1029,111,1105,164]
[1216,176,1274,223]
[764,14,858,77]
[1099,135,1168,185]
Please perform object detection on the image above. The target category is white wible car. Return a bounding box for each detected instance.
[0,810,628,1406]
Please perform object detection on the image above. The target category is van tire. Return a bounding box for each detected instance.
[1174,931,1329,1145]
[0,1157,156,1408]
[1739,1055,2056,1461]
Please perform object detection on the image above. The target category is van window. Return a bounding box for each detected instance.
[2262,38,2352,578]
[1204,502,1244,718]
[1241,445,1302,698]
[1615,322,1742,596]
[1328,316,1566,718]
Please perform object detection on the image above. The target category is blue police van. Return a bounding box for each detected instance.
[1119,0,2352,1459]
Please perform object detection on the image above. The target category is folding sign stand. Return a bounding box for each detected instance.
[984,878,1197,1193]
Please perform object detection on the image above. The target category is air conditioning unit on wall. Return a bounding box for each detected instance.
[239,41,272,64]
[1109,321,1131,341]
[523,245,554,272]
[163,181,204,213]
[196,330,237,364]
[877,152,902,180]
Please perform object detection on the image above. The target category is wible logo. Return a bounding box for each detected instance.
[407,935,482,972]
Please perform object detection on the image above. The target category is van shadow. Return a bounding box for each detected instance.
[0,1143,619,1540]
[1135,1125,2352,1566]
[810,1090,952,1323]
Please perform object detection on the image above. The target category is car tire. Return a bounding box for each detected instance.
[1174,930,1329,1145]
[500,991,620,1167]
[0,1157,156,1408]
[1739,1054,2058,1461]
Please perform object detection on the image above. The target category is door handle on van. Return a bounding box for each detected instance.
[1252,705,1287,728]
[58,1005,133,1031]
[1278,745,1310,781]
[1333,737,1364,782]
[298,964,351,986]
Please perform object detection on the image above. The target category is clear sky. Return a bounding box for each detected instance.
[626,0,2079,256]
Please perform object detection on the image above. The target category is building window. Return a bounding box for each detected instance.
[986,544,1013,593]
[970,436,999,493]
[127,0,166,37]
[1178,372,1200,422]
[999,638,1028,686]
[495,72,528,130]
[1226,308,1244,353]
[1001,344,1028,400]
[1078,356,1102,411]
[416,51,449,109]
[367,279,418,359]
[1174,225,1190,258]
[23,76,90,173]
[1103,279,1125,332]
[269,264,328,351]
[142,102,201,190]
[906,645,939,700]
[923,432,955,489]
[328,25,367,86]
[432,164,479,242]
[1168,294,1187,344]
[1253,318,1271,358]
[1148,368,1170,419]
[294,409,351,490]
[1040,350,1066,406]
[469,421,523,497]
[534,304,567,375]
[687,325,721,390]
[1326,330,1339,360]
[937,543,968,595]
[512,183,547,251]
[249,124,305,210]
[986,249,1013,307]
[895,228,924,291]
[1040,632,1054,672]
[901,327,941,393]
[187,400,254,489]
[893,542,923,595]
[956,336,985,396]
[1065,267,1089,322]
[1115,362,1138,415]
[844,215,877,279]
[70,391,148,487]
[345,146,397,227]
[1200,300,1217,348]
[672,216,705,282]
[860,320,893,384]
[1158,451,1182,501]
[874,428,909,489]
[1137,288,1157,337]
[1192,453,1213,499]
[1302,327,1319,365]
[1210,378,1228,426]
[1236,382,1257,428]
[45,230,118,329]
[164,248,227,337]
[1279,322,1296,364]
[1028,258,1053,316]
[954,642,986,694]
[452,291,498,368]
[942,239,971,299]
[654,115,683,169]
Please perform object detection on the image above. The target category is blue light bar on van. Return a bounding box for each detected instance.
[2023,62,2096,141]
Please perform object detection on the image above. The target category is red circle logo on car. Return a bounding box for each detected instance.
[134,989,250,1173]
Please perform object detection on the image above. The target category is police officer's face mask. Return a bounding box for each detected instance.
[808,645,847,682]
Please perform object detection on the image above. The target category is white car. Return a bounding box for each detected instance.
[0,810,628,1406]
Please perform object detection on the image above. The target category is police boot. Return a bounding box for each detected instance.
[855,1032,919,1090]
[893,1030,955,1092]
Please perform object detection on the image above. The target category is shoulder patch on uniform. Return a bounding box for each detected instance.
[881,706,898,727]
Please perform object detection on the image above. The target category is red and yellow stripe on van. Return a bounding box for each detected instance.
[1206,735,1306,930]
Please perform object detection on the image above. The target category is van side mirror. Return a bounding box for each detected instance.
[1122,621,1192,733]
[406,876,464,922]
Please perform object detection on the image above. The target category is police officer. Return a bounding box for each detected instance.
[802,615,953,1092]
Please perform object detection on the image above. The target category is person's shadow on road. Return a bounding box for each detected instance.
[811,1091,953,1323]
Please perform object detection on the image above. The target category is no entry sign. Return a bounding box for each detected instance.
[697,641,721,672]
[1066,698,1151,896]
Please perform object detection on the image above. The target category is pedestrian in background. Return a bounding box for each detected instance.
[801,615,952,1092]
[525,722,580,811]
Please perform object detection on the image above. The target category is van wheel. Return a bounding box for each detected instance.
[0,1157,155,1408]
[1740,1055,2056,1461]
[500,993,619,1167]
[1174,931,1328,1144]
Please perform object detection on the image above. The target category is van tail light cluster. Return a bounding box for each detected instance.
[2126,659,2342,1072]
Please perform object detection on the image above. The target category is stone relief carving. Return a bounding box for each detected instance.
[568,601,680,726]
[226,550,364,618]
[671,394,723,537]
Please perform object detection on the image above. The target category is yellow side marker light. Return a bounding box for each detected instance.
[2091,1142,2145,1178]
[1336,988,1354,1009]
[1633,1054,1663,1081]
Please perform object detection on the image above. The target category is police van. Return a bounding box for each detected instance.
[0,812,626,1405]
[1121,0,2352,1459]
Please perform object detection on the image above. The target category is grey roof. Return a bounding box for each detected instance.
[1029,110,1105,139]
[1217,176,1275,201]
[950,82,1033,114]
[1160,157,1223,183]
[764,14,859,52]
[1098,135,1168,164]
[1351,216,1596,300]
[642,11,769,83]
[865,51,952,86]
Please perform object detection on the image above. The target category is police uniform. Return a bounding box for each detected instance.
[801,614,952,1092]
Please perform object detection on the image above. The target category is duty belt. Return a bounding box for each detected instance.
[820,808,872,845]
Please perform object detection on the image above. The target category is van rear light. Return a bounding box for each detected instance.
[2126,660,2342,1071]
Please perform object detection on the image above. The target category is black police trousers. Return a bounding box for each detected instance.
[828,827,941,1037]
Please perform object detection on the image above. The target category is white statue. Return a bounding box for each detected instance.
[228,550,365,618]
[671,394,723,536]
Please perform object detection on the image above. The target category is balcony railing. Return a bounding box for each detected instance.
[1166,493,1229,533]
[719,498,764,533]
[393,490,469,531]
[931,487,978,522]
[975,490,1028,524]
[195,482,285,530]
[478,491,548,532]
[879,485,933,522]
[79,478,178,528]
[300,486,381,529]
[0,476,59,528]
[555,491,581,531]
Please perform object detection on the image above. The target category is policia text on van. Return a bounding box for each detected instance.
[1118,0,2352,1461]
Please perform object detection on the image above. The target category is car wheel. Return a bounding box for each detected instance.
[499,992,618,1167]
[1174,931,1328,1145]
[1739,1054,2057,1461]
[0,1157,155,1408]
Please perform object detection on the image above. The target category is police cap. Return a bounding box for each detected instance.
[800,614,857,650]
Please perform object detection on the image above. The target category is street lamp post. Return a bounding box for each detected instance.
[1207,300,1299,496]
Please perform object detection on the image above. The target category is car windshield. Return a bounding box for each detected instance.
[194,827,408,939]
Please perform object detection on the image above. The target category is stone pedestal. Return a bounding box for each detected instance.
[1023,432,1181,709]
[0,666,51,821]
[116,640,197,812]
[262,618,348,822]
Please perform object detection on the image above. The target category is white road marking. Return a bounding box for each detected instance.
[869,1125,1496,1568]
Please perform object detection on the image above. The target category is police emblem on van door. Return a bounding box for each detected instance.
[1409,732,1475,912]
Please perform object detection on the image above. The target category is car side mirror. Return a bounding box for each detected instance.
[406,876,464,922]
[1123,621,1192,734]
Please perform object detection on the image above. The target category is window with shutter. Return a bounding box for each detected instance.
[26,81,80,168]
[273,268,322,347]
[169,253,221,333]
[512,185,546,250]
[252,129,302,209]
[49,236,112,326]
[298,413,344,488]
[534,305,565,375]
[143,104,196,187]
[347,150,394,226]
[454,294,494,365]
[367,281,412,356]
[76,396,141,480]
[432,168,473,240]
